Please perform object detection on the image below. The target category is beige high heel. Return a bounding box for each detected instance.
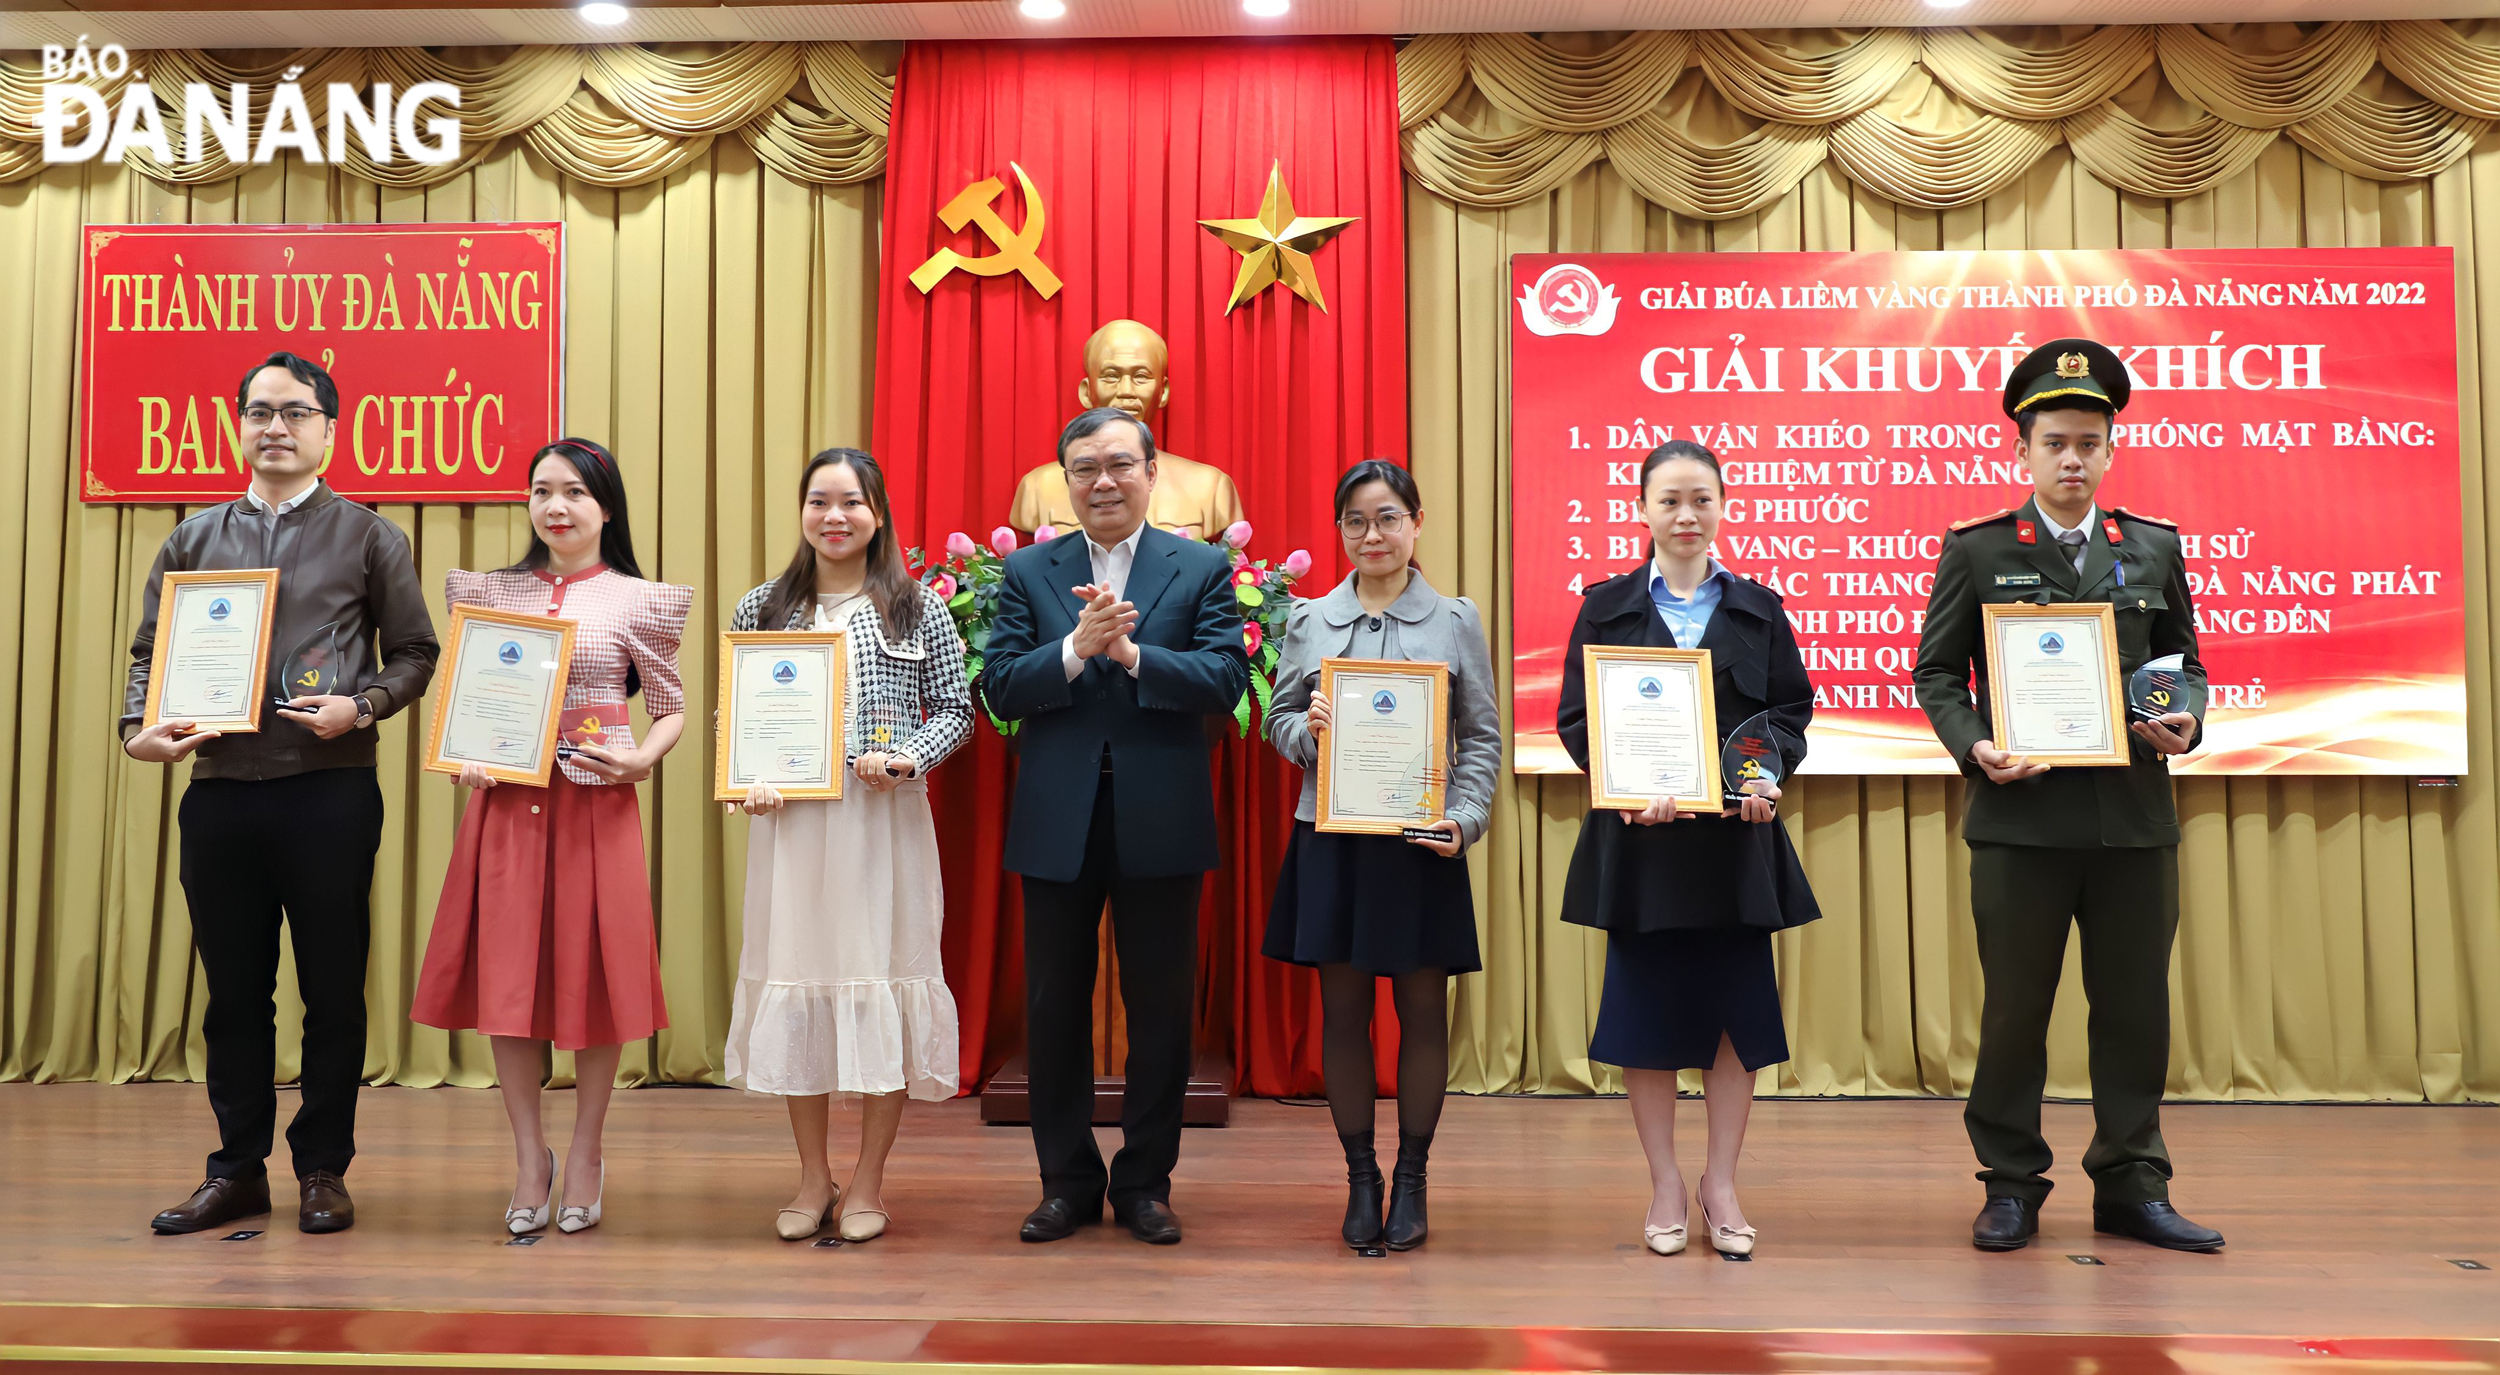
[837,1206,889,1243]
[776,1185,840,1241]
[1700,1199,1756,1257]
[1643,1221,1688,1255]
[505,1147,556,1236]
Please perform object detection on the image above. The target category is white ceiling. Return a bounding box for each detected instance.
[2,1,2491,50]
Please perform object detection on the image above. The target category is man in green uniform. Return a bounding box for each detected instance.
[1914,338,2224,1254]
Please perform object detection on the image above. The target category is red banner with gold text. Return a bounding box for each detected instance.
[79,222,563,503]
[1511,249,2465,776]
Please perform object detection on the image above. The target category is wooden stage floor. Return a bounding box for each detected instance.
[3,1082,2496,1373]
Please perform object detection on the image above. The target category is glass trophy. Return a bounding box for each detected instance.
[2128,653,2205,725]
[272,620,343,713]
[1721,710,1790,810]
[864,700,916,776]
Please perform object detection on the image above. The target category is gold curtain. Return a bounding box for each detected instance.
[0,133,882,1087]
[1402,23,2500,215]
[0,42,891,189]
[1412,123,2500,1105]
[1,27,2496,1106]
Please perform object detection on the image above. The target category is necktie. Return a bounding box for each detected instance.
[2056,528,2086,575]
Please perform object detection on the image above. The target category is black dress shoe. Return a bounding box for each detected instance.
[1341,1139,1385,1250]
[299,1171,355,1234]
[1113,1199,1183,1245]
[1382,1162,1428,1251]
[1971,1195,2039,1251]
[152,1176,271,1235]
[1018,1196,1099,1243]
[2093,1200,2224,1252]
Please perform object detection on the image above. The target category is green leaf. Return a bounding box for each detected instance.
[1250,669,1274,714]
[1233,691,1253,737]
[948,590,974,613]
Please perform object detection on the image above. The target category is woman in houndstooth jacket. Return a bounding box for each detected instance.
[723,446,972,1245]
[414,439,691,1240]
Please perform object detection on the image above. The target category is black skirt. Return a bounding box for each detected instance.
[1262,821,1482,976]
[1589,927,1789,1073]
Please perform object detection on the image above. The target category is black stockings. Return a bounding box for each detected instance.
[1317,963,1449,1141]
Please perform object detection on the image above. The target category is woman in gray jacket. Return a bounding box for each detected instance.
[1264,460,1500,1253]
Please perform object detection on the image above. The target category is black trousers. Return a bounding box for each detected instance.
[178,768,386,1182]
[1020,775,1201,1210]
[1965,841,2179,1206]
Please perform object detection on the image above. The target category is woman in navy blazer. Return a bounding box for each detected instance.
[1557,441,1822,1260]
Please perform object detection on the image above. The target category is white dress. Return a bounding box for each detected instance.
[723,592,962,1100]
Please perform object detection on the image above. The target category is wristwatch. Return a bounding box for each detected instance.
[352,695,376,731]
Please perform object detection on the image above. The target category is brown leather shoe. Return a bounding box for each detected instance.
[152,1176,271,1235]
[299,1171,355,1234]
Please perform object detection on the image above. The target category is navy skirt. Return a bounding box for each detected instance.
[1262,822,1481,976]
[1589,927,1788,1073]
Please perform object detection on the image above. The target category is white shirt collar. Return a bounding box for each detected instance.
[2035,503,2098,543]
[245,481,319,516]
[1086,521,1148,562]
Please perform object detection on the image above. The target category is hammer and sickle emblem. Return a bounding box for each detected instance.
[908,162,1063,299]
[295,669,320,688]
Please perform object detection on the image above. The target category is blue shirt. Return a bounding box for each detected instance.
[1648,559,1727,648]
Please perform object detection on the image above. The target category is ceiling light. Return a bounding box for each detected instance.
[1244,0,1290,14]
[1020,0,1067,17]
[579,2,629,23]
[1924,0,1971,7]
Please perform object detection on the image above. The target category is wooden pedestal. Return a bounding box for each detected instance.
[977,1052,1232,1126]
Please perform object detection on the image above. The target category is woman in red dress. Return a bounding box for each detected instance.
[413,439,693,1237]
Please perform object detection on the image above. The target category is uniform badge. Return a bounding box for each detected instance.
[2103,517,2124,545]
[2015,519,2037,545]
[1994,573,2044,588]
[2057,352,2091,379]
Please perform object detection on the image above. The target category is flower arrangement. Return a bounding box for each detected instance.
[908,520,1312,738]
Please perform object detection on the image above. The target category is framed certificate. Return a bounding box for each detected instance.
[423,605,576,787]
[144,568,280,735]
[715,631,848,802]
[1981,601,2130,767]
[1584,644,1722,812]
[1314,658,1449,835]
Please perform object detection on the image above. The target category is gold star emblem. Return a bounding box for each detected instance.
[1198,161,1358,314]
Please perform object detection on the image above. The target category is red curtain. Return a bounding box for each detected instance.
[871,38,1408,1097]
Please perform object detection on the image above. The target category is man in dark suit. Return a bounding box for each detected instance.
[981,406,1250,1246]
[1915,339,2221,1255]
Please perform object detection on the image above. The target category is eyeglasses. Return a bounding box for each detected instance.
[1066,458,1146,485]
[241,404,330,428]
[1337,510,1413,537]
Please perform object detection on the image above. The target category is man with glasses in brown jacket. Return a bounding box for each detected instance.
[122,351,439,1237]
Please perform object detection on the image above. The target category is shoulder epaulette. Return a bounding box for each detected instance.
[1949,508,2017,532]
[2109,507,2177,530]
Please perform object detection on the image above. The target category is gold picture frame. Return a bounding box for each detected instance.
[1583,644,1723,813]
[714,630,849,803]
[1313,657,1450,836]
[144,567,281,736]
[1980,600,2130,768]
[423,603,577,788]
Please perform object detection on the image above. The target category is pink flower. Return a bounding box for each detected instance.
[1234,568,1259,587]
[1033,524,1058,543]
[1282,548,1313,578]
[929,571,958,598]
[991,525,1019,554]
[1242,621,1264,656]
[946,531,977,558]
[1222,520,1254,549]
[1228,548,1249,569]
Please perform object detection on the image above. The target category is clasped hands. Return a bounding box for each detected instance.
[125,694,365,762]
[1305,692,1463,857]
[729,754,915,815]
[458,738,657,790]
[1970,711,2196,784]
[1619,783,1781,828]
[1069,583,1140,670]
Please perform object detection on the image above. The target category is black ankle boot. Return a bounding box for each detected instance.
[1339,1131,1384,1248]
[1383,1130,1430,1251]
